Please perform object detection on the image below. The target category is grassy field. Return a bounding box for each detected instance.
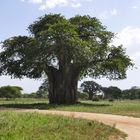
[0,98,140,117]
[0,112,126,140]
[55,100,140,118]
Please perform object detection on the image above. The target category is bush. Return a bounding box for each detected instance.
[22,92,48,99]
[22,93,37,98]
[77,91,88,100]
[36,91,48,99]
[92,97,99,101]
[108,99,114,102]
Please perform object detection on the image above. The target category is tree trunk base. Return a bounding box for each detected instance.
[48,67,78,105]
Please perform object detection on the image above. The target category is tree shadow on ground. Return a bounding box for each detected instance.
[0,102,112,110]
[0,103,55,110]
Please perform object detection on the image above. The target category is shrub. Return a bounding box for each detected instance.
[77,91,88,100]
[92,97,99,101]
[108,99,114,102]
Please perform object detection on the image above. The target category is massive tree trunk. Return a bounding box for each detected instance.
[47,66,79,104]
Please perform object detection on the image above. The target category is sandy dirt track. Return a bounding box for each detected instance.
[5,109,140,140]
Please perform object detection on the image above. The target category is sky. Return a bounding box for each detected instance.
[0,0,140,93]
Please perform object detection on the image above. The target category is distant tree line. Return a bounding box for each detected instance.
[21,79,49,99]
[0,81,140,100]
[0,80,48,99]
[121,86,140,100]
[79,81,140,100]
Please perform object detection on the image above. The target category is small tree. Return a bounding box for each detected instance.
[81,81,102,100]
[39,79,49,92]
[36,79,49,98]
[77,91,88,100]
[0,86,22,99]
[0,14,133,104]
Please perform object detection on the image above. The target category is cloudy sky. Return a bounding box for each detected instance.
[0,0,140,93]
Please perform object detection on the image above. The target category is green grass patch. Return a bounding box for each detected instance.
[0,112,126,140]
[55,100,140,118]
[0,98,140,118]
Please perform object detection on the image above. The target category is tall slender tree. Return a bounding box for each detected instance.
[0,14,133,104]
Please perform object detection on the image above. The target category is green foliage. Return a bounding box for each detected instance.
[77,91,88,100]
[81,81,101,94]
[92,97,100,101]
[0,86,22,98]
[35,79,49,99]
[108,99,114,102]
[22,79,49,99]
[36,91,48,99]
[22,92,48,99]
[22,93,37,98]
[122,87,140,100]
[0,14,133,104]
[38,79,49,92]
[0,14,133,80]
[80,81,102,100]
[102,86,122,99]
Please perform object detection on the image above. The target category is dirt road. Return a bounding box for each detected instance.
[9,109,140,140]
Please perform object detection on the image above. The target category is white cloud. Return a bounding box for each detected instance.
[94,26,140,90]
[21,0,89,9]
[85,0,92,1]
[39,4,46,10]
[29,0,43,4]
[132,6,139,9]
[113,26,140,47]
[99,8,118,20]
[99,11,109,20]
[110,9,117,16]
[131,52,140,61]
[113,26,140,63]
[71,2,81,8]
[45,0,68,9]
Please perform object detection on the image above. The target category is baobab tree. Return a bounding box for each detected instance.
[0,14,133,104]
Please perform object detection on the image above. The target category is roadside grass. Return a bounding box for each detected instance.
[0,98,140,117]
[0,112,126,140]
[55,100,140,118]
